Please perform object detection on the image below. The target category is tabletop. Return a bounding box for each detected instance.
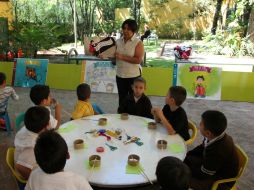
[58,114,186,188]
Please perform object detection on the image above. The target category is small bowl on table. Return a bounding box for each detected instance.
[121,113,129,120]
[98,118,107,126]
[89,155,101,167]
[128,154,140,166]
[73,139,84,150]
[148,122,157,129]
[157,140,168,149]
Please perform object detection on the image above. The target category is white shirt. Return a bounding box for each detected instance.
[25,168,93,190]
[46,106,57,129]
[14,127,38,169]
[116,34,141,78]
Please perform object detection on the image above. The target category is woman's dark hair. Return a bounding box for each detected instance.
[122,19,138,33]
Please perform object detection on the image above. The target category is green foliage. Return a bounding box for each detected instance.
[10,22,66,57]
[203,30,254,56]
[156,20,185,39]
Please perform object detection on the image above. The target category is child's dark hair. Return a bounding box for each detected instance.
[169,86,187,106]
[24,106,50,133]
[122,19,138,33]
[134,77,146,86]
[202,110,227,136]
[197,75,205,81]
[34,130,68,174]
[77,83,91,101]
[156,156,190,190]
[0,72,6,85]
[30,85,50,105]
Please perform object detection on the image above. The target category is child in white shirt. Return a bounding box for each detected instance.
[25,130,93,190]
[30,85,61,129]
[14,106,50,180]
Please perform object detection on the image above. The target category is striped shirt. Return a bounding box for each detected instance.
[0,86,19,113]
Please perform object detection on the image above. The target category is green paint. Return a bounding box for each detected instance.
[168,143,185,153]
[46,64,82,90]
[125,164,143,174]
[221,72,254,102]
[85,160,100,170]
[58,123,78,133]
[142,67,172,96]
[0,62,14,85]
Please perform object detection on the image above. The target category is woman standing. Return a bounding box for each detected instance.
[115,19,144,106]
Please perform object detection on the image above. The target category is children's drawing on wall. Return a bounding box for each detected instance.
[14,58,48,87]
[84,60,117,93]
[176,64,221,100]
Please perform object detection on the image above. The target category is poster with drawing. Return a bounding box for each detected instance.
[14,58,48,87]
[175,63,222,100]
[84,60,117,93]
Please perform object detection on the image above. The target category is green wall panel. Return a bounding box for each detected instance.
[46,64,82,90]
[142,67,173,96]
[221,72,254,102]
[0,61,14,85]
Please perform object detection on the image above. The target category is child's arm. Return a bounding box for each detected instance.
[151,108,161,122]
[11,88,19,100]
[14,163,31,180]
[54,103,61,129]
[152,108,176,135]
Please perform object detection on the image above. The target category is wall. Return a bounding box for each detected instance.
[1,61,254,102]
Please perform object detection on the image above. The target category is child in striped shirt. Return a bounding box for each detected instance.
[0,72,19,129]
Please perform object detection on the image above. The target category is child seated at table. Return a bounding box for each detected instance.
[25,130,93,190]
[0,72,19,130]
[152,86,190,140]
[30,85,61,129]
[118,77,153,119]
[184,110,239,190]
[156,156,191,190]
[71,83,95,120]
[14,106,50,180]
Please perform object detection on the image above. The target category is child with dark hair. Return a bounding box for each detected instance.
[0,72,19,129]
[152,86,190,140]
[156,156,191,190]
[118,77,153,119]
[25,130,93,190]
[14,106,50,180]
[71,83,94,120]
[30,84,61,129]
[184,110,239,190]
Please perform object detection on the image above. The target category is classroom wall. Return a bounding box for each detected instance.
[1,61,254,102]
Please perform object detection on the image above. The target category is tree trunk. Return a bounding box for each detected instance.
[247,8,254,42]
[242,1,252,37]
[211,0,223,35]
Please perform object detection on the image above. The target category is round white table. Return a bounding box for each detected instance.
[59,114,186,188]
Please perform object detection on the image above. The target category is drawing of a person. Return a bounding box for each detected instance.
[194,76,206,98]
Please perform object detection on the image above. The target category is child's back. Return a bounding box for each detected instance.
[0,72,19,114]
[71,83,94,120]
[25,130,92,190]
[14,106,50,180]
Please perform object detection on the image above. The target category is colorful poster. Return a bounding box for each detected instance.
[176,63,222,100]
[84,60,117,93]
[14,58,48,87]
